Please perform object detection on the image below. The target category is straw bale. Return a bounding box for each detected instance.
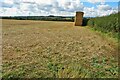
[75,12,84,26]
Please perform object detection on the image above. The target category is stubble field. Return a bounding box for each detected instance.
[2,19,118,78]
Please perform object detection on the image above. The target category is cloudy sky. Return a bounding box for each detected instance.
[0,0,119,17]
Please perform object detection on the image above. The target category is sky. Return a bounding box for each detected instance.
[0,0,119,17]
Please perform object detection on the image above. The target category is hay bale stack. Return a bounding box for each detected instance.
[75,12,84,26]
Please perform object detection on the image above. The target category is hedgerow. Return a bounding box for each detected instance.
[87,13,119,39]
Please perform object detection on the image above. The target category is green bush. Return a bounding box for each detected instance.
[82,18,90,26]
[87,13,119,39]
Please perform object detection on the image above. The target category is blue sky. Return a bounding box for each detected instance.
[0,0,119,17]
[83,2,118,8]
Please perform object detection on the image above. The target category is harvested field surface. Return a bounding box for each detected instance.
[2,19,118,78]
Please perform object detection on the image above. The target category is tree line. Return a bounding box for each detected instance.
[2,16,74,22]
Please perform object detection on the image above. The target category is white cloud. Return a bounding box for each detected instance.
[0,0,118,17]
[83,7,97,17]
[0,0,14,8]
[22,0,35,3]
[87,0,105,3]
[95,3,118,16]
[3,0,14,5]
[83,2,118,17]
[1,7,18,16]
[20,3,30,11]
[58,0,84,12]
[97,4,112,11]
[35,0,53,5]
